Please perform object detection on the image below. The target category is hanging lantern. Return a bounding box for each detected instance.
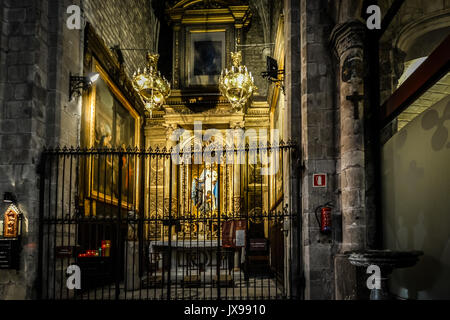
[219,51,257,111]
[132,53,171,114]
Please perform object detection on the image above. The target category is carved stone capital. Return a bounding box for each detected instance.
[330,20,365,60]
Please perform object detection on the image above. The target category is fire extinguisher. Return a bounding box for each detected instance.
[315,202,333,235]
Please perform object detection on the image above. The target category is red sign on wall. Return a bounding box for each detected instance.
[313,174,327,188]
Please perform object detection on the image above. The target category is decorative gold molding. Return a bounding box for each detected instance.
[167,2,252,28]
[190,29,227,33]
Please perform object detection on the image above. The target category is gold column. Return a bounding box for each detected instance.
[230,122,245,217]
[164,124,179,240]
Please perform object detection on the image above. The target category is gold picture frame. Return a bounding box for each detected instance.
[84,59,142,210]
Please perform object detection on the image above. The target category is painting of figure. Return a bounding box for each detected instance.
[93,78,116,199]
[194,41,222,76]
[191,163,219,216]
[189,31,225,86]
[88,62,140,208]
[94,122,116,198]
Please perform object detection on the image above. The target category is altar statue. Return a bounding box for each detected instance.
[192,163,218,214]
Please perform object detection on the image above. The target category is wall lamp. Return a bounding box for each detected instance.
[261,56,285,94]
[69,72,100,101]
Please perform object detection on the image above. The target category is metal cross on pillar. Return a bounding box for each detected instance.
[346,91,364,119]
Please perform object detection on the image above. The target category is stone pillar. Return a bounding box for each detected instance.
[0,0,77,300]
[285,0,302,299]
[330,21,366,253]
[331,20,367,300]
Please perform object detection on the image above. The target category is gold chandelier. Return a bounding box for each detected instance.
[132,53,171,113]
[219,51,257,111]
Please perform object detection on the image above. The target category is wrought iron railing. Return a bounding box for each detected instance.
[37,143,300,300]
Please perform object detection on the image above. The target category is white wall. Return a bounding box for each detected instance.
[382,94,450,299]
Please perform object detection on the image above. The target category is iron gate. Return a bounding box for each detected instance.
[38,144,300,300]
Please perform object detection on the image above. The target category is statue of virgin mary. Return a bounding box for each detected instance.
[192,163,218,214]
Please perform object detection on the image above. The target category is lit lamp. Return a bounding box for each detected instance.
[69,72,100,101]
[219,51,257,111]
[2,192,22,238]
[132,53,171,114]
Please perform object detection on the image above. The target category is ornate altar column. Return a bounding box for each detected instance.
[330,21,367,253]
[230,121,244,271]
[144,122,168,241]
[230,122,245,217]
[164,123,179,239]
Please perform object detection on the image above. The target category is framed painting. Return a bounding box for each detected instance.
[188,30,226,86]
[85,59,141,209]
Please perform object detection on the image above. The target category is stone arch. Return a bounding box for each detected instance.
[393,6,450,88]
[395,8,450,60]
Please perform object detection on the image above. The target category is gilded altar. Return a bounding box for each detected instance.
[142,1,271,242]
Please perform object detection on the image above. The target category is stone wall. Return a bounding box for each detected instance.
[300,0,338,300]
[0,0,53,300]
[243,9,269,98]
[284,0,303,299]
[83,0,157,79]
